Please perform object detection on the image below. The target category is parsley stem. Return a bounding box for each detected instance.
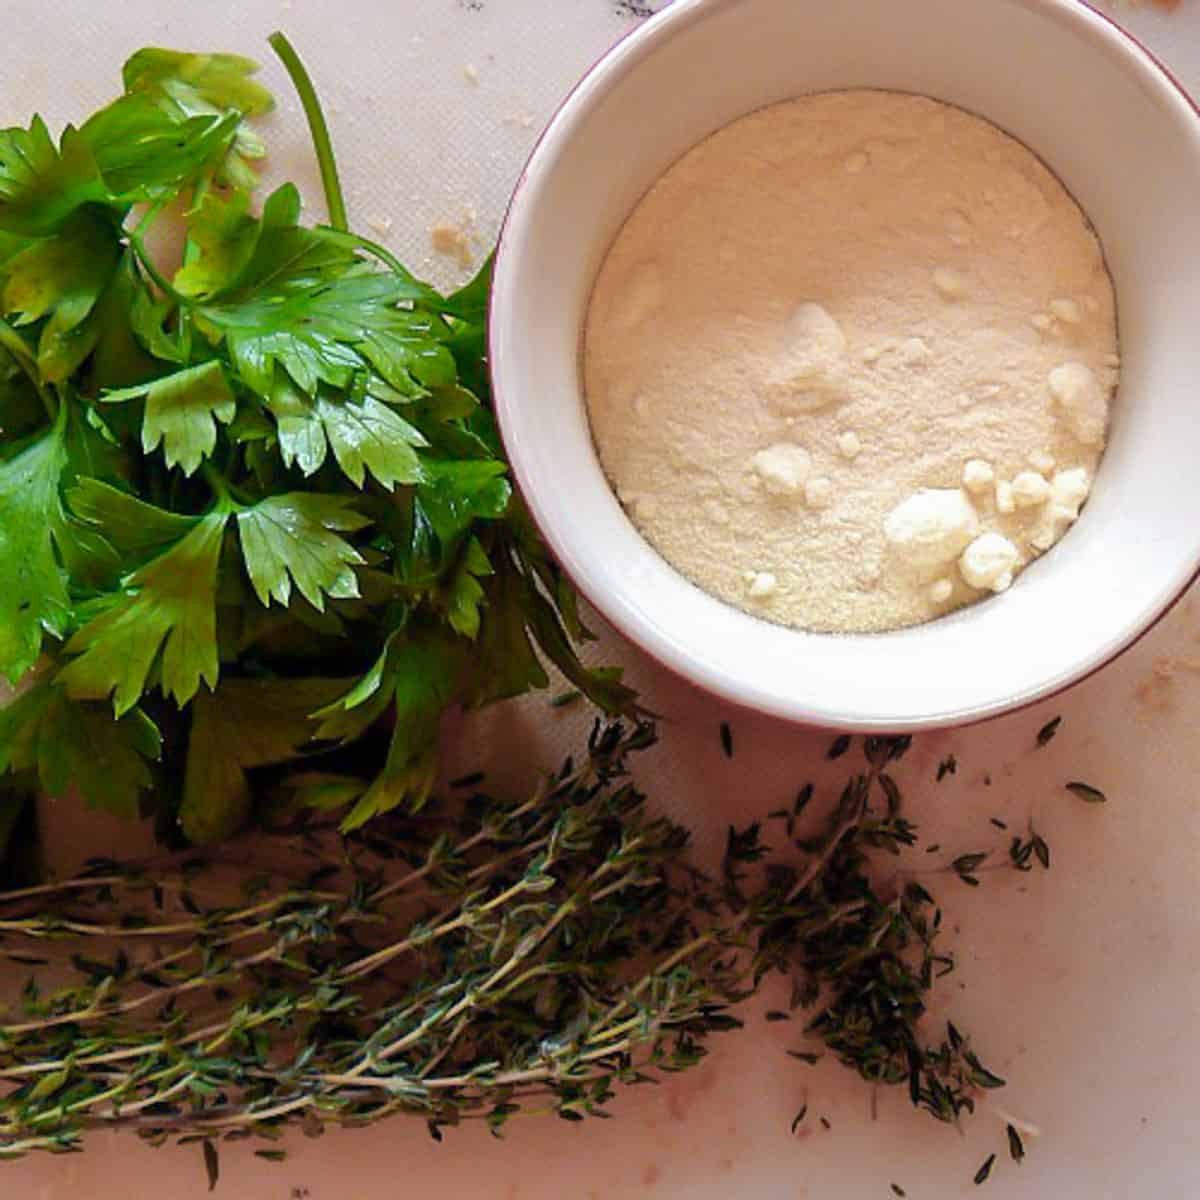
[200,464,237,510]
[0,317,53,420]
[269,32,349,233]
[317,227,442,301]
[127,231,189,308]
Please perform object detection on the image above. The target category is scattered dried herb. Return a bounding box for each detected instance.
[827,734,852,760]
[1066,782,1107,804]
[974,1152,997,1185]
[1036,716,1062,748]
[1007,1122,1026,1163]
[952,852,989,887]
[937,755,958,782]
[720,721,734,759]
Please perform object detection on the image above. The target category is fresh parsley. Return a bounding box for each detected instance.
[0,35,632,848]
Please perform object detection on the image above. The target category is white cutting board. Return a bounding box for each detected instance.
[5,2,1200,1197]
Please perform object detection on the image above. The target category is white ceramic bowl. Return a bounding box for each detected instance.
[491,0,1200,731]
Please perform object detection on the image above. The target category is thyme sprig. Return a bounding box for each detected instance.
[1,726,1016,1162]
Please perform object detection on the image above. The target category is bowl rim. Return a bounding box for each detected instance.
[488,0,1200,731]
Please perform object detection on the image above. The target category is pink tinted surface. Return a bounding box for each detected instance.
[5,2,1200,1197]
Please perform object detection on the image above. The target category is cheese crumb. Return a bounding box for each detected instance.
[1048,362,1107,445]
[805,476,834,509]
[1030,468,1092,551]
[883,489,979,569]
[746,571,778,599]
[836,431,863,460]
[995,480,1015,515]
[751,443,812,495]
[962,458,995,493]
[766,303,848,412]
[960,532,1020,593]
[1029,449,1056,474]
[932,267,966,299]
[1011,470,1051,508]
[1050,297,1082,324]
[464,63,480,84]
[929,579,954,604]
[430,222,475,269]
[897,336,931,366]
[703,499,730,526]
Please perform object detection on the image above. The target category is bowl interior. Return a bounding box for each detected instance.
[491,0,1200,730]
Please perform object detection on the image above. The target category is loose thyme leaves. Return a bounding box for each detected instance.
[1036,716,1063,747]
[720,720,734,758]
[937,754,958,781]
[1066,781,1107,804]
[1007,1123,1026,1163]
[953,851,988,886]
[827,734,852,760]
[974,1152,997,1185]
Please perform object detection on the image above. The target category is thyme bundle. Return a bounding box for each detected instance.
[1,725,1014,1168]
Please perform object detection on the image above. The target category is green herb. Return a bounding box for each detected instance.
[203,1139,219,1192]
[1007,1122,1025,1163]
[974,1153,996,1185]
[1035,716,1062,748]
[720,721,734,759]
[827,734,852,760]
[952,852,988,887]
[0,721,1013,1160]
[936,754,957,781]
[891,1186,907,1198]
[1066,781,1107,804]
[0,37,632,854]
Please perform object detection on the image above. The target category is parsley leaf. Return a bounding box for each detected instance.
[195,188,455,401]
[331,630,467,829]
[2,206,122,383]
[0,678,160,817]
[79,95,240,203]
[173,188,260,300]
[267,379,427,489]
[180,677,347,844]
[101,360,237,475]
[441,536,493,639]
[0,117,107,237]
[236,492,368,610]
[58,510,229,714]
[66,478,196,560]
[121,48,274,190]
[0,419,71,682]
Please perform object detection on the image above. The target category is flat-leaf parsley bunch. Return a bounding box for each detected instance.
[0,36,632,852]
